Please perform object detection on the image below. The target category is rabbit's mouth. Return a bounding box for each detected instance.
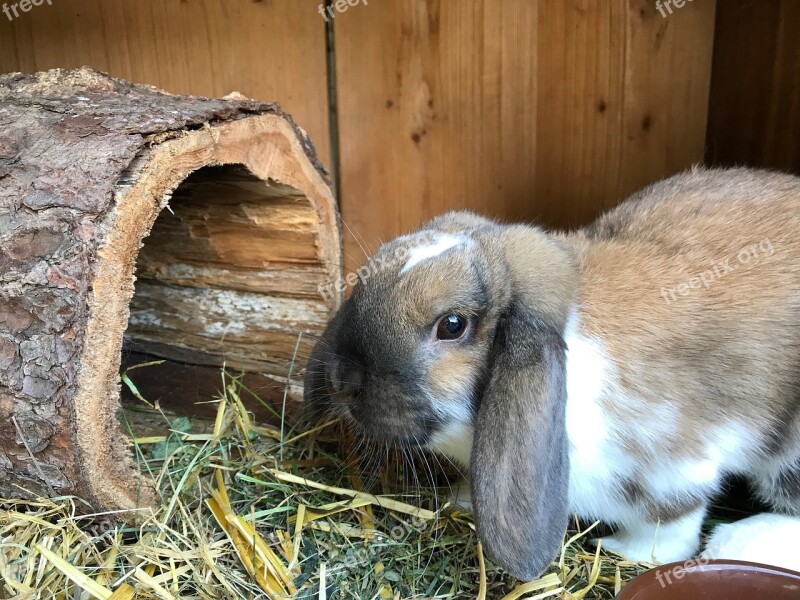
[318,366,441,446]
[343,397,442,448]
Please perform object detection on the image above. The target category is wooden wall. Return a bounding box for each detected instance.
[7,0,796,275]
[335,0,716,268]
[706,0,800,173]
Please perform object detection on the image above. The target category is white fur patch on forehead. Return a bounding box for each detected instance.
[400,233,467,274]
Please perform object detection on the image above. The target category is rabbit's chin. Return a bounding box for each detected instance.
[346,409,440,448]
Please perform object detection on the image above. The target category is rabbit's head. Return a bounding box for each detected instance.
[305,211,579,579]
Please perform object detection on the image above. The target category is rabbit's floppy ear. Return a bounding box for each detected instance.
[471,312,570,580]
[470,227,576,581]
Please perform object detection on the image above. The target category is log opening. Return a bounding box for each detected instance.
[75,115,340,512]
[122,164,329,415]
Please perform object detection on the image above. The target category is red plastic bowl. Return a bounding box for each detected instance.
[616,559,800,599]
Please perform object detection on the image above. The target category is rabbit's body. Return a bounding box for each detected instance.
[306,167,800,579]
[557,169,800,561]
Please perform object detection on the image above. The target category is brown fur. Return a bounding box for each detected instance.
[565,167,800,469]
[621,479,705,523]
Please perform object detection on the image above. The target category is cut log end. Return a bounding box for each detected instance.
[0,68,341,516]
[82,115,340,513]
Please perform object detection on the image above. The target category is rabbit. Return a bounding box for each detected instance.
[304,166,800,581]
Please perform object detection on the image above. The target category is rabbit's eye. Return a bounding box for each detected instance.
[436,314,467,340]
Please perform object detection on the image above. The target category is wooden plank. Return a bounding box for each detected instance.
[616,0,716,212]
[707,0,800,172]
[334,0,717,272]
[0,0,332,167]
[532,0,628,226]
[334,0,543,268]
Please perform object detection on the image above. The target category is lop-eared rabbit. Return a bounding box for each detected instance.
[305,168,800,580]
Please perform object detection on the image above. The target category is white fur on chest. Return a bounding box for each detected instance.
[563,311,638,523]
[563,310,713,524]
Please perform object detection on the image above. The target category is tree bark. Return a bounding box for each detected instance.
[0,68,341,514]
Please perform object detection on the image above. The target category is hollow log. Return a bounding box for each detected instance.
[0,68,341,514]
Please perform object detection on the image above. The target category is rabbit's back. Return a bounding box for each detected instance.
[563,167,800,512]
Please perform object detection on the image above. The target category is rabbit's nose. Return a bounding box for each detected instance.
[329,363,365,398]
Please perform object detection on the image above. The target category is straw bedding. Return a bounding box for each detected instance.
[0,370,655,599]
